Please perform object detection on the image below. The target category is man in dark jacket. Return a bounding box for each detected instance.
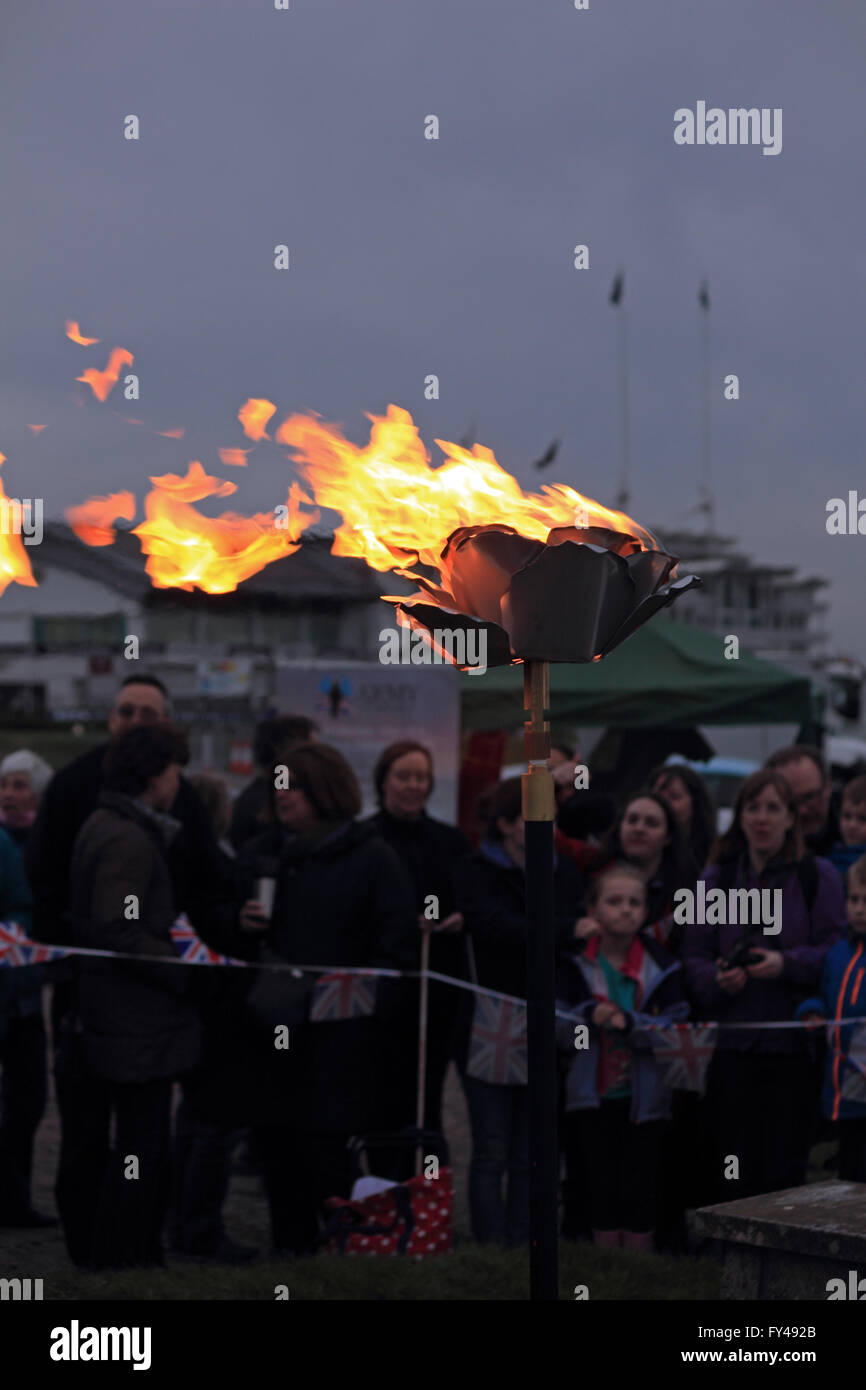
[26,674,225,1265]
[67,723,201,1269]
[26,675,227,949]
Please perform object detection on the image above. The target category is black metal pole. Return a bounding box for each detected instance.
[522,660,558,1301]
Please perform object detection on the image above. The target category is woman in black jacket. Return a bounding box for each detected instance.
[366,739,471,1137]
[236,742,418,1256]
[455,778,588,1246]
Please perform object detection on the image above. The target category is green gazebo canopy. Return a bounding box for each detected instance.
[460,618,817,730]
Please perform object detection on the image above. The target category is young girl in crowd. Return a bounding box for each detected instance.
[828,776,866,878]
[798,853,866,1180]
[557,864,689,1251]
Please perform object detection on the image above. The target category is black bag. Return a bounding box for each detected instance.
[244,948,313,1033]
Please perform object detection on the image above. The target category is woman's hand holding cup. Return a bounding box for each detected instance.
[240,899,270,932]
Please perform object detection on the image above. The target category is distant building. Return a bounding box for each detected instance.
[656,528,830,662]
[0,523,409,742]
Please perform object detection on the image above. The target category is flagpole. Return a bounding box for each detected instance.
[698,279,714,535]
[610,270,629,512]
[522,659,558,1301]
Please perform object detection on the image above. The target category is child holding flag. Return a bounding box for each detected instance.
[797,852,866,1180]
[557,864,690,1250]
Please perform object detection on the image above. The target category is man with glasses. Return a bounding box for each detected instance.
[765,745,839,858]
[27,676,224,947]
[25,674,228,1265]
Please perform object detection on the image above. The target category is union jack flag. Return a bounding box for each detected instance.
[169,916,234,966]
[647,1023,717,1093]
[839,1023,866,1103]
[310,971,377,1022]
[0,921,68,968]
[466,996,527,1086]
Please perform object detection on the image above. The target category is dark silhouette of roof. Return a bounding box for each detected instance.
[37,521,393,608]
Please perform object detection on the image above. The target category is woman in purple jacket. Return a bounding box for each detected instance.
[683,768,845,1203]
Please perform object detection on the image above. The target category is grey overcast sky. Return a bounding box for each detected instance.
[1,1,864,652]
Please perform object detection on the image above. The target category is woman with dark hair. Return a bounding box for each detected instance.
[683,768,845,1203]
[366,739,471,1137]
[595,791,699,953]
[455,777,589,1246]
[235,742,418,1256]
[649,763,717,872]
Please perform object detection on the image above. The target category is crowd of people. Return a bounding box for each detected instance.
[1,670,866,1268]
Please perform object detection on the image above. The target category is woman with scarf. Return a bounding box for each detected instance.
[366,740,471,1138]
[683,768,845,1203]
[236,741,418,1256]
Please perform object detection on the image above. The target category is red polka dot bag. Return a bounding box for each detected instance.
[323,1132,454,1257]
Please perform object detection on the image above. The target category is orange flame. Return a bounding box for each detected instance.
[0,456,37,595]
[72,461,319,594]
[65,320,100,346]
[277,403,658,573]
[238,398,276,442]
[26,425,47,434]
[218,447,251,468]
[156,427,185,439]
[67,491,137,546]
[77,347,134,402]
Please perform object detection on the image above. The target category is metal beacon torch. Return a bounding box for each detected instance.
[393,514,699,1300]
[278,401,703,1300]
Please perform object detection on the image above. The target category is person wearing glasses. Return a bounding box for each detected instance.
[25,674,227,1267]
[765,745,839,858]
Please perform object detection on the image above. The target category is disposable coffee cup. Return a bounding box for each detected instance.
[255,876,277,920]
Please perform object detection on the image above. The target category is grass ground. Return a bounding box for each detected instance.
[6,1043,727,1301]
[17,1245,722,1302]
[7,1014,833,1302]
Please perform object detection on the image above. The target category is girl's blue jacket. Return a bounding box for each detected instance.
[556,929,689,1124]
[796,932,866,1120]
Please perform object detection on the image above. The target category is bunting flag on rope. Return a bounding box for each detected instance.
[309,971,377,1021]
[0,921,69,968]
[647,1022,718,1093]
